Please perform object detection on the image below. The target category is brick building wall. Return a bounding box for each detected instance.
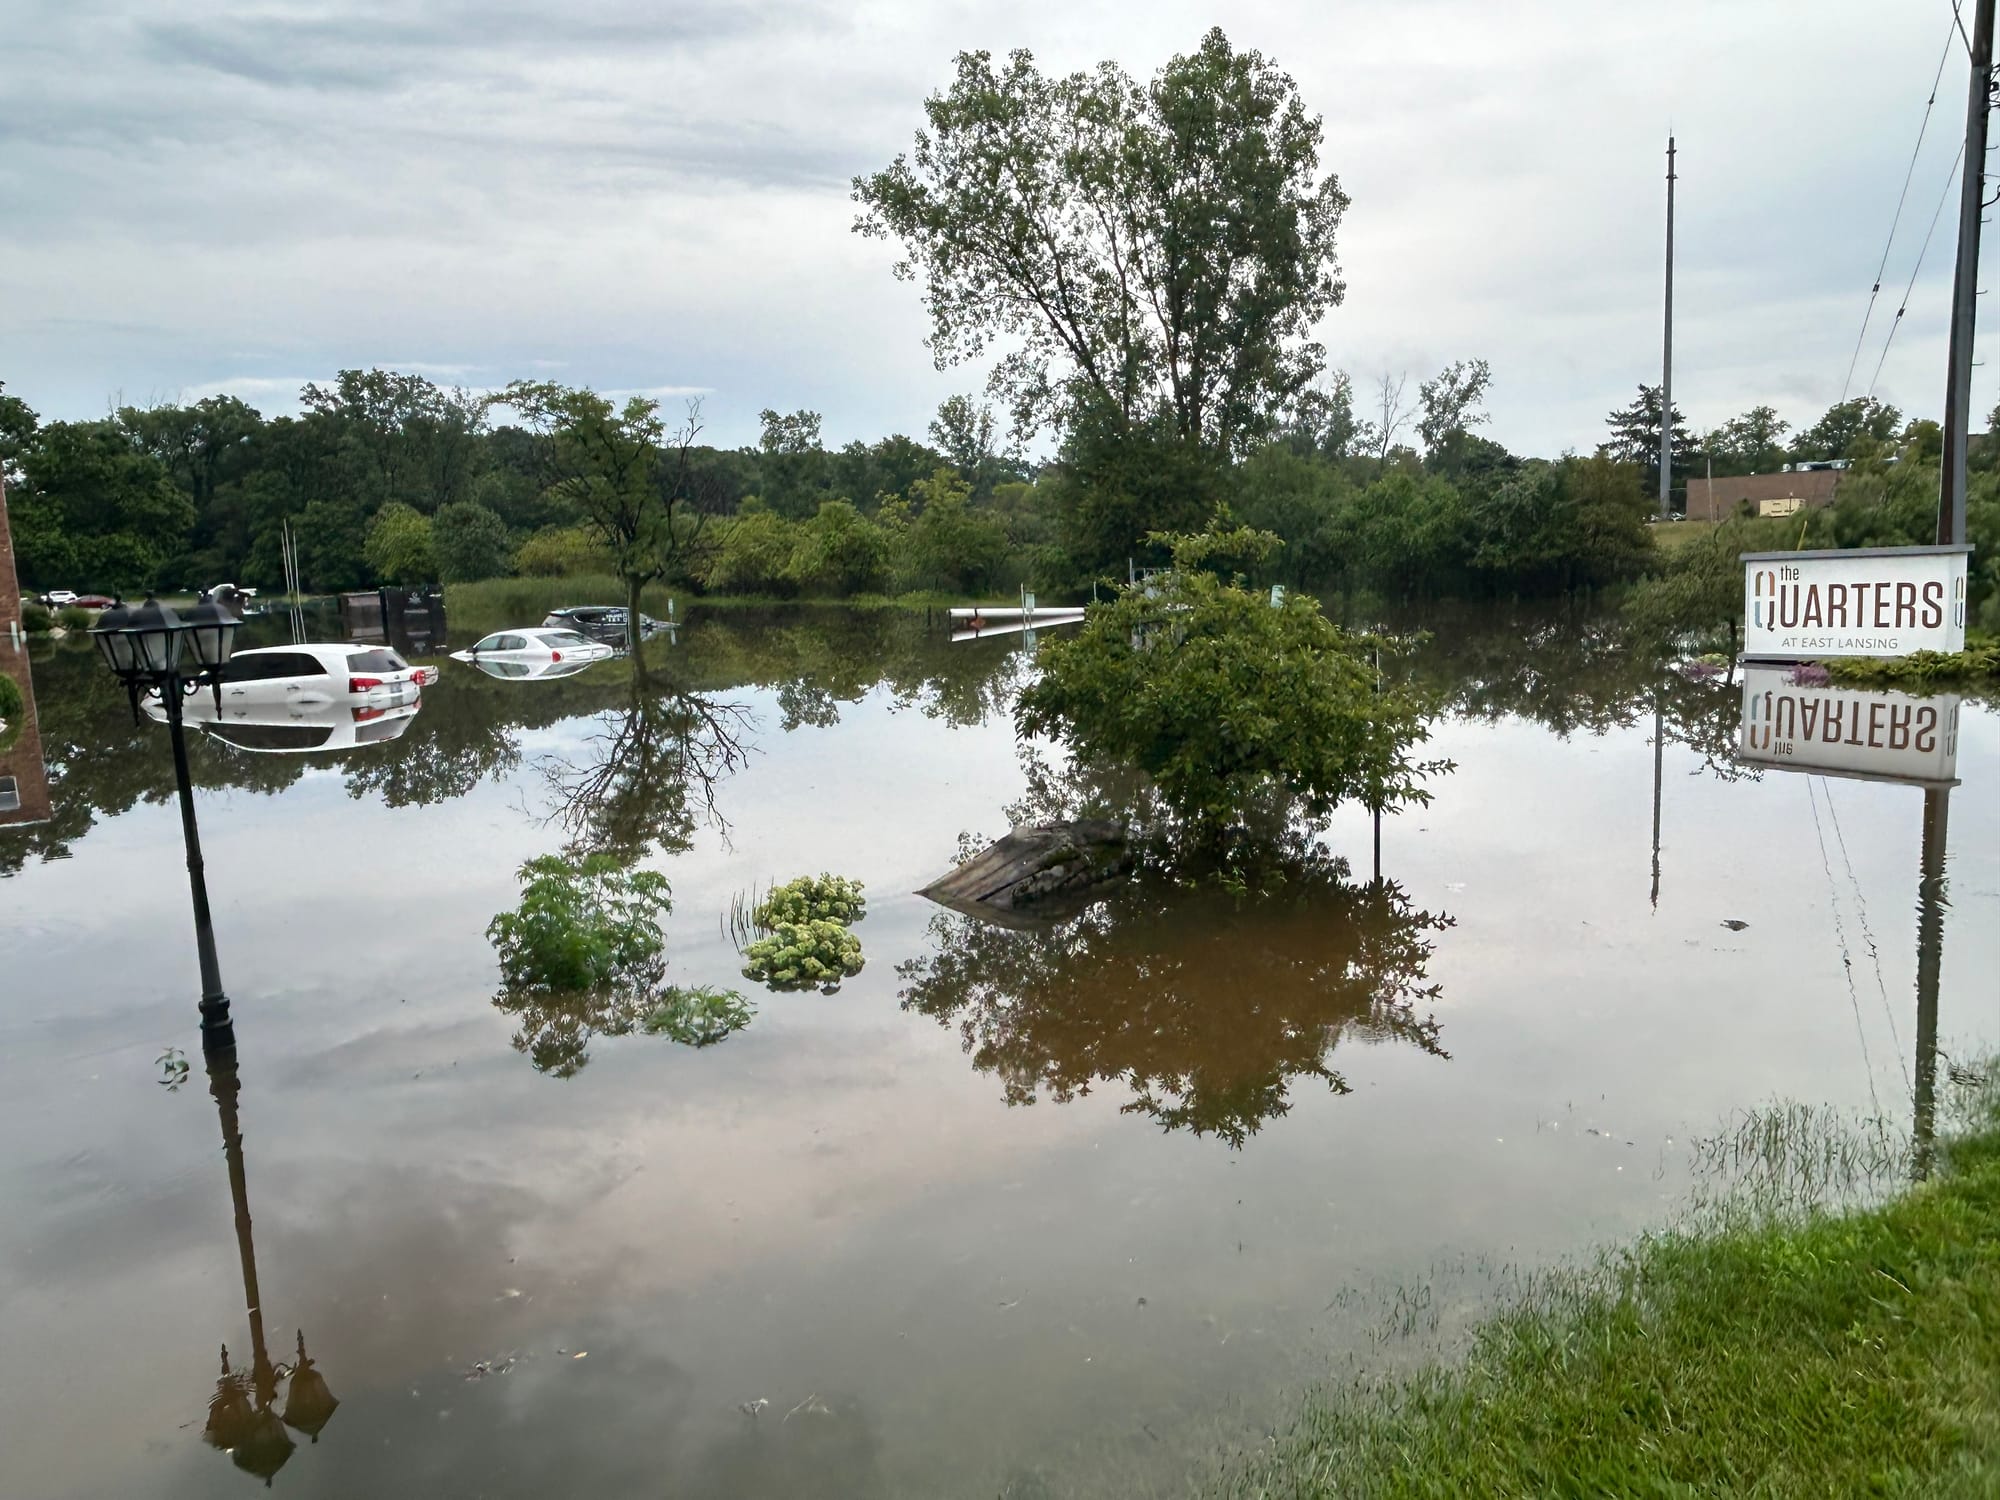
[0,472,19,639]
[1683,468,1843,523]
[0,643,52,831]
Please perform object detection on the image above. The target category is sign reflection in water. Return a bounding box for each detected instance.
[1737,663,1960,787]
[1734,664,1960,1180]
[201,1045,339,1486]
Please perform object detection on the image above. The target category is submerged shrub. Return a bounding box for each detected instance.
[487,853,672,996]
[742,918,865,992]
[20,601,52,634]
[754,873,867,928]
[56,605,94,631]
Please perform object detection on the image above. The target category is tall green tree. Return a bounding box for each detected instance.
[501,384,714,678]
[431,501,512,582]
[1602,385,1691,501]
[363,502,437,585]
[1790,396,1901,463]
[11,420,194,591]
[1700,404,1790,477]
[1416,359,1493,453]
[855,27,1348,455]
[756,408,830,518]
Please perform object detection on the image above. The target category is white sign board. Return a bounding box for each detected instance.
[1738,663,1960,786]
[1741,546,1969,659]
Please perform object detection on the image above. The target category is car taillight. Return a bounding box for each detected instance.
[550,651,562,662]
[353,705,387,723]
[350,676,383,694]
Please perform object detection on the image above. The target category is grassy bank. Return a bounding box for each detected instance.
[1216,1098,2000,1499]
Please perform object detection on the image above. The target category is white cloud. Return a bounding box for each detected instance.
[0,0,1986,452]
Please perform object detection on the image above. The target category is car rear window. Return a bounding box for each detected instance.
[225,651,329,682]
[345,648,407,673]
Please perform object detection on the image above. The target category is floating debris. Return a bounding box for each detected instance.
[738,1398,769,1419]
[1720,919,1750,932]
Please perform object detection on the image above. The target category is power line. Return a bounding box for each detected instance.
[1868,137,1967,400]
[1842,21,1960,403]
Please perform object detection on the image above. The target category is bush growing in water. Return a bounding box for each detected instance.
[55,605,94,631]
[488,854,753,1072]
[19,601,52,634]
[755,873,866,927]
[742,919,866,992]
[1016,523,1447,845]
[739,873,869,992]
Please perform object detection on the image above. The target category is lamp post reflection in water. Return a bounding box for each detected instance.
[201,1046,338,1485]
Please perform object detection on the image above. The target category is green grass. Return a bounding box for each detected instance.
[1649,519,1722,555]
[1214,1094,2000,1499]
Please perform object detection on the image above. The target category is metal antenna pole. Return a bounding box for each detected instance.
[1942,0,1995,547]
[1660,136,1677,520]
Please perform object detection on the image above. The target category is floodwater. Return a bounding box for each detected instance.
[2,603,1996,1499]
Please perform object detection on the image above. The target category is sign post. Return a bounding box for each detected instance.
[1740,545,1970,661]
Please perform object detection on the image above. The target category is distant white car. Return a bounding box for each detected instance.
[154,643,429,710]
[41,590,79,607]
[451,628,615,671]
[143,694,421,754]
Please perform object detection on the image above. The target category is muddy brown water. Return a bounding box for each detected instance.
[3,605,1995,1498]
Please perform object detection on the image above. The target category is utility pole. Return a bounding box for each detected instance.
[1942,0,1995,547]
[1660,136,1677,520]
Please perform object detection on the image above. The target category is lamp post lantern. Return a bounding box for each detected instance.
[91,594,241,1051]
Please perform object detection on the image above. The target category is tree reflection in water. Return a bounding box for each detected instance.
[492,675,755,1077]
[899,850,1454,1147]
[540,682,754,863]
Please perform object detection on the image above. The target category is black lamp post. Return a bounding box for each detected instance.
[92,595,241,1051]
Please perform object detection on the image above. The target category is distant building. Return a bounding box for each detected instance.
[1683,465,1844,523]
[0,472,20,640]
[0,476,52,830]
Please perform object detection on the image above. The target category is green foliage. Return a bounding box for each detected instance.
[1052,412,1228,577]
[708,511,800,595]
[1017,540,1446,840]
[1601,383,1692,498]
[1791,394,1902,462]
[513,524,611,578]
[11,419,195,591]
[1824,644,2000,688]
[0,671,22,753]
[19,601,51,633]
[789,500,891,595]
[640,985,754,1047]
[754,873,867,927]
[894,468,1010,592]
[742,918,865,992]
[54,605,94,631]
[855,27,1347,452]
[487,853,672,996]
[363,501,436,585]
[431,500,513,583]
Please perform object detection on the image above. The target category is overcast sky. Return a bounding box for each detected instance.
[1,0,1984,456]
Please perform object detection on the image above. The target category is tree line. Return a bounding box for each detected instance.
[3,26,1989,619]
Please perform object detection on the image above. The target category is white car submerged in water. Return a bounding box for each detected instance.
[156,643,433,711]
[451,628,615,677]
